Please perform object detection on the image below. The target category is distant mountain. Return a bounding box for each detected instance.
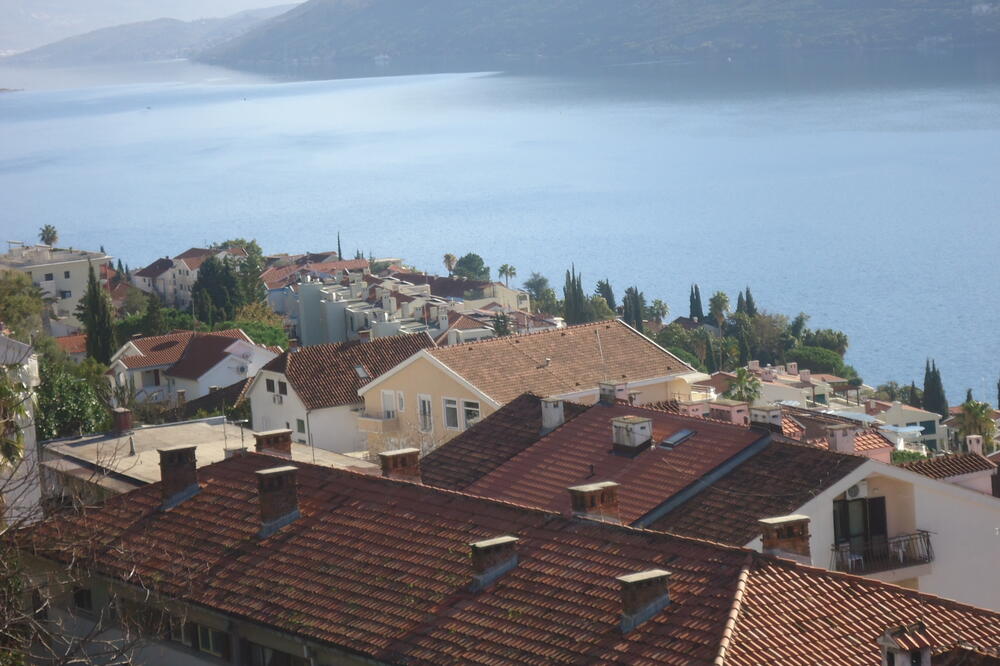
[202,0,1000,73]
[0,0,294,54]
[4,5,296,66]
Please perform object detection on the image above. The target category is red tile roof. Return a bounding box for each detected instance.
[463,401,764,524]
[167,334,245,380]
[54,333,87,355]
[647,439,868,544]
[900,453,997,480]
[21,454,1000,665]
[434,312,489,344]
[427,320,694,404]
[780,406,893,454]
[260,259,369,290]
[390,272,494,299]
[174,247,246,270]
[134,257,173,279]
[422,393,590,490]
[808,429,896,454]
[115,329,250,371]
[260,334,434,409]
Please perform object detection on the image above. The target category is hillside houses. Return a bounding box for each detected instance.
[132,246,247,309]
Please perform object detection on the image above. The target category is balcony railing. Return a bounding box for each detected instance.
[830,531,933,575]
[357,410,400,434]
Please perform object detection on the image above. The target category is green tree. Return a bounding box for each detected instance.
[646,299,668,324]
[337,232,343,260]
[785,346,851,376]
[38,224,58,246]
[803,328,849,357]
[735,291,746,315]
[562,266,594,325]
[77,263,116,364]
[191,256,238,325]
[523,272,550,301]
[452,253,490,281]
[744,287,758,317]
[954,395,996,453]
[788,313,810,344]
[498,264,517,287]
[589,295,616,321]
[724,367,762,403]
[35,360,110,440]
[892,450,926,464]
[443,253,457,276]
[0,271,46,343]
[665,347,706,373]
[492,312,512,337]
[655,324,693,353]
[622,286,645,333]
[213,239,266,308]
[0,365,29,467]
[907,382,923,408]
[708,291,729,332]
[689,284,705,321]
[922,359,949,419]
[142,293,167,336]
[595,279,616,311]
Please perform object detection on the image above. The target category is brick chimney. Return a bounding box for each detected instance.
[112,407,133,434]
[598,382,617,406]
[747,360,760,372]
[786,362,798,375]
[678,400,710,419]
[379,448,421,481]
[541,397,565,434]
[750,404,783,432]
[568,481,620,522]
[758,514,811,564]
[616,569,672,634]
[253,429,293,458]
[966,434,984,455]
[799,369,811,383]
[469,535,519,591]
[611,416,653,456]
[157,445,199,510]
[256,466,300,539]
[826,424,859,454]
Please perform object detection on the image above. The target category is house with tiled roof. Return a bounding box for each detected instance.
[390,270,531,311]
[433,311,495,346]
[246,334,434,453]
[106,329,278,405]
[944,405,1000,450]
[866,398,950,451]
[420,392,1000,610]
[357,320,706,452]
[18,450,1000,666]
[899,433,999,496]
[53,333,87,363]
[132,247,247,309]
[779,404,895,463]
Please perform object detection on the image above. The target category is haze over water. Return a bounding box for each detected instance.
[1,58,999,401]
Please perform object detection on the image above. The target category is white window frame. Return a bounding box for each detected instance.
[381,390,397,419]
[197,625,227,658]
[462,400,481,429]
[443,397,460,430]
[396,391,405,413]
[418,394,433,433]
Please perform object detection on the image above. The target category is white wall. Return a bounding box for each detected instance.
[309,405,366,454]
[249,370,308,435]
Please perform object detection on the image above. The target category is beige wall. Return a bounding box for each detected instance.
[361,355,496,453]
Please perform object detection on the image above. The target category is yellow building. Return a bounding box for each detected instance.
[357,319,708,453]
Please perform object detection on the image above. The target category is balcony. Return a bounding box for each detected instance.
[357,411,400,434]
[830,531,933,575]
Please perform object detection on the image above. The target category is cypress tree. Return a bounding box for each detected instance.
[922,360,948,419]
[596,279,616,311]
[693,285,704,322]
[116,258,125,276]
[623,286,645,333]
[689,286,696,320]
[736,292,746,315]
[907,382,921,408]
[77,263,116,364]
[142,293,166,336]
[744,287,757,317]
[337,232,343,260]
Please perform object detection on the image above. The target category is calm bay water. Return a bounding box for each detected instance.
[1,58,999,401]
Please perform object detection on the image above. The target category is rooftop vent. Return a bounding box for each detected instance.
[611,416,653,456]
[541,397,565,434]
[469,535,519,591]
[616,569,672,634]
[660,429,696,449]
[568,481,620,523]
[157,445,199,510]
[598,382,617,406]
[256,465,300,539]
[750,404,783,432]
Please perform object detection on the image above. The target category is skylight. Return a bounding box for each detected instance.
[661,429,695,448]
[354,365,370,379]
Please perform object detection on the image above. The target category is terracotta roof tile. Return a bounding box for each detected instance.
[390,272,493,299]
[54,333,87,355]
[21,454,1000,665]
[901,453,997,480]
[115,329,250,371]
[134,257,173,279]
[167,334,245,380]
[647,439,868,544]
[422,394,589,490]
[260,259,369,290]
[463,401,764,524]
[808,429,895,454]
[174,247,246,270]
[261,334,434,409]
[428,320,693,404]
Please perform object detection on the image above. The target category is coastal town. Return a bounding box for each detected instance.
[2,231,1000,664]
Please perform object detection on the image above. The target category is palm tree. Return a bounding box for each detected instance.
[955,397,997,453]
[498,264,517,287]
[649,299,669,323]
[724,367,762,403]
[443,253,457,276]
[38,225,58,246]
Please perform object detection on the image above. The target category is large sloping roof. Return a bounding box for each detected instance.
[133,257,173,279]
[647,439,868,545]
[115,329,250,372]
[428,320,693,404]
[421,393,590,490]
[22,454,1000,665]
[261,334,434,409]
[260,259,369,290]
[901,453,997,480]
[462,401,764,524]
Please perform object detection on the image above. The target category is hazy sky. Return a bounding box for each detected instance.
[0,0,296,52]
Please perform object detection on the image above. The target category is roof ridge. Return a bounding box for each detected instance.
[429,319,614,354]
[714,554,753,666]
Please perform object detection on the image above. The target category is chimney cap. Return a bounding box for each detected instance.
[157,444,197,455]
[470,535,519,550]
[253,428,294,437]
[758,514,810,527]
[612,415,652,425]
[568,480,619,493]
[255,465,298,478]
[616,568,672,585]
[379,447,421,459]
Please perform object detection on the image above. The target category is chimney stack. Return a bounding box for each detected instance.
[256,466,300,538]
[616,569,673,634]
[708,399,750,425]
[877,623,933,666]
[157,445,199,510]
[678,400,710,419]
[112,407,133,435]
[379,448,421,482]
[798,369,811,384]
[826,424,859,454]
[785,362,798,375]
[253,429,293,458]
[568,481,620,522]
[611,416,653,456]
[748,360,760,371]
[469,536,519,591]
[598,382,617,406]
[758,514,811,564]
[966,434,984,456]
[541,397,565,433]
[750,404,783,432]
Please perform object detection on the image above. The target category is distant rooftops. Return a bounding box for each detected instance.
[0,243,109,268]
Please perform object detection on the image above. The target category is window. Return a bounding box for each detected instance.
[443,398,459,430]
[60,290,71,299]
[462,400,480,428]
[64,270,70,279]
[168,617,192,646]
[245,641,309,666]
[354,365,370,380]
[72,587,93,612]
[418,395,433,433]
[381,390,397,419]
[265,378,275,393]
[197,624,229,658]
[44,273,54,281]
[296,419,305,434]
[919,419,937,435]
[278,381,288,396]
[396,391,405,413]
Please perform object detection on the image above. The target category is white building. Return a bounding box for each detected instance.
[132,247,247,309]
[0,335,41,524]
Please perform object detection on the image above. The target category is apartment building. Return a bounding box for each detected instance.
[132,247,247,309]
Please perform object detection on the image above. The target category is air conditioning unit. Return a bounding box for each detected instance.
[238,366,247,374]
[846,481,869,500]
[273,395,283,405]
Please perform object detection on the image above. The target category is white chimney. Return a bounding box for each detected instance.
[750,403,783,430]
[966,434,984,455]
[748,360,760,371]
[541,398,565,433]
[437,309,449,331]
[612,416,653,453]
[799,369,811,383]
[786,362,798,375]
[826,424,859,454]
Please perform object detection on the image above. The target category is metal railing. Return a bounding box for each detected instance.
[830,531,933,575]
